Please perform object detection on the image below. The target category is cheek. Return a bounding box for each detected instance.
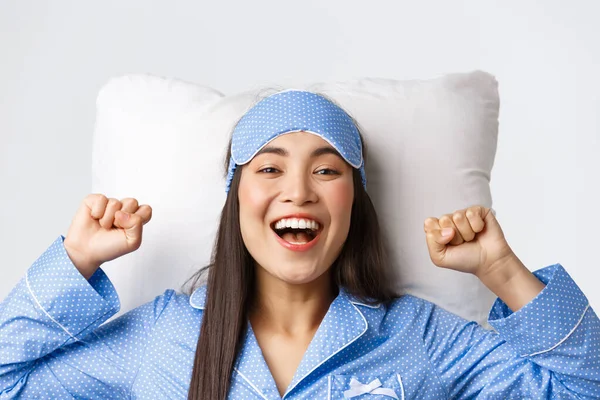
[238,175,271,234]
[328,180,354,227]
[239,185,264,214]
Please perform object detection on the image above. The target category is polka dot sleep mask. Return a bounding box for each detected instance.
[225,89,367,193]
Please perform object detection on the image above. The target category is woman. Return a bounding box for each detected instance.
[0,90,598,399]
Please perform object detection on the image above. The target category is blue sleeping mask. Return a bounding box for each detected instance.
[226,89,367,193]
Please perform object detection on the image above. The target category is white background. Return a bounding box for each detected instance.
[1,1,598,309]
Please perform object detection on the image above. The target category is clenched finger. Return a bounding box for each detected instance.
[452,211,475,242]
[120,198,139,214]
[99,198,123,229]
[134,205,153,225]
[439,214,463,245]
[84,194,109,220]
[466,206,485,233]
[423,217,440,233]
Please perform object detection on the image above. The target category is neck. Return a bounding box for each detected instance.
[249,267,337,335]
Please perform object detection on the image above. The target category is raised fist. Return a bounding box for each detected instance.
[64,194,152,279]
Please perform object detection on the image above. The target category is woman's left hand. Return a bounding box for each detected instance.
[423,206,515,276]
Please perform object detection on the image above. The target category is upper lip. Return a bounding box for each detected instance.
[270,213,324,230]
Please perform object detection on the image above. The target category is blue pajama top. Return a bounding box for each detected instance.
[1,235,599,399]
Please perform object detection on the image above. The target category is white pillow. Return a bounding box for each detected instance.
[92,72,500,325]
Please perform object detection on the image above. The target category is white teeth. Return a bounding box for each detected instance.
[274,218,320,231]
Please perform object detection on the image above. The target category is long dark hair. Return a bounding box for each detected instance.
[185,95,395,400]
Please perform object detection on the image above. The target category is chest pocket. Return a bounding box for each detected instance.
[328,373,405,400]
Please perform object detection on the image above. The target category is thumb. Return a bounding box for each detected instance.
[116,211,144,246]
[425,227,455,265]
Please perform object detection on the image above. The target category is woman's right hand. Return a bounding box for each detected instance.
[64,194,153,280]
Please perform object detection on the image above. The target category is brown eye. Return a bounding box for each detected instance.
[258,167,280,174]
[315,169,339,175]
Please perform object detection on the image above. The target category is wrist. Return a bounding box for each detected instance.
[63,241,101,280]
[476,251,546,312]
[476,251,524,289]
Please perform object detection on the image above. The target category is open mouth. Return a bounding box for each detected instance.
[270,219,322,247]
[273,227,318,244]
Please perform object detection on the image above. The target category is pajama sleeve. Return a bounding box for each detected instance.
[0,235,175,399]
[422,264,600,399]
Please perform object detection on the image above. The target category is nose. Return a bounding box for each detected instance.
[280,170,318,206]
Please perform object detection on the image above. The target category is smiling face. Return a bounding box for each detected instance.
[238,131,355,285]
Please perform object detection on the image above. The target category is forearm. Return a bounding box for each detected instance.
[476,252,546,312]
[1,236,121,394]
[430,263,600,399]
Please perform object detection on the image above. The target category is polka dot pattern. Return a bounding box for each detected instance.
[226,90,367,193]
[0,235,599,399]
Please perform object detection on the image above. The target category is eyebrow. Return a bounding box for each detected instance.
[255,146,343,160]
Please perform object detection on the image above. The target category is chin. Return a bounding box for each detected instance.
[271,264,325,285]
